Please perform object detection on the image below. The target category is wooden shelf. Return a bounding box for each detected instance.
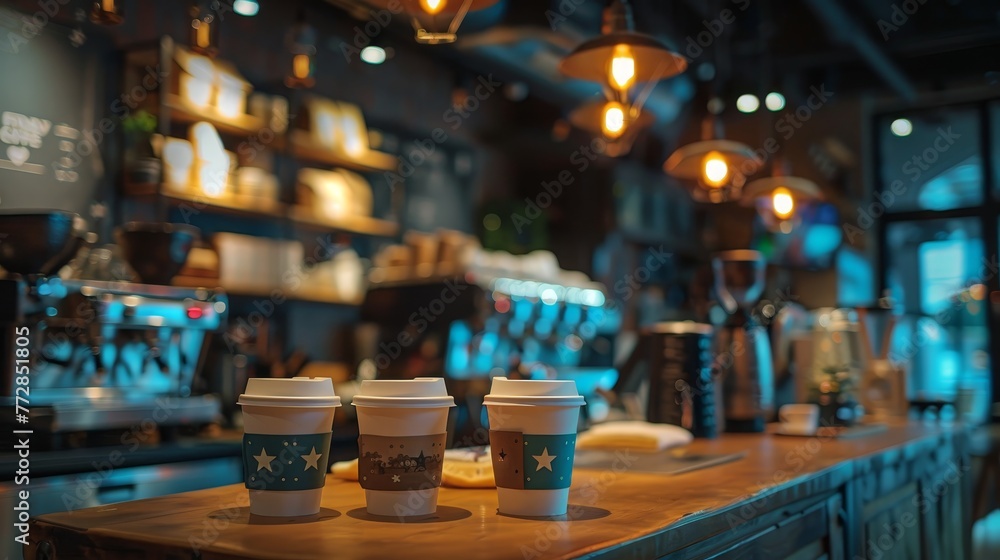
[288,130,398,173]
[125,184,399,238]
[288,206,399,237]
[163,93,268,137]
[367,264,466,288]
[172,277,363,306]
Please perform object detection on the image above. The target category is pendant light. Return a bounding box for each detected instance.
[366,0,501,44]
[90,0,123,25]
[741,159,822,233]
[568,99,654,157]
[664,113,762,203]
[285,10,317,88]
[190,1,220,57]
[559,0,687,107]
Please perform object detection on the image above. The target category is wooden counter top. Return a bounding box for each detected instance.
[26,422,970,560]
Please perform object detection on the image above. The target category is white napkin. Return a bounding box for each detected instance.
[577,421,693,452]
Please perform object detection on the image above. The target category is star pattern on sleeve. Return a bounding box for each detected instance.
[254,448,276,472]
[533,447,556,472]
[302,447,323,471]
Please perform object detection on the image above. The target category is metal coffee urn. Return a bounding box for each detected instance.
[712,250,774,433]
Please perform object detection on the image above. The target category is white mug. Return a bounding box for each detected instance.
[779,404,820,436]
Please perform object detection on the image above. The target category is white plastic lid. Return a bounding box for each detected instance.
[483,378,585,407]
[238,377,341,408]
[351,377,455,408]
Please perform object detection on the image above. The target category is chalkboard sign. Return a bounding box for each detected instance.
[0,7,114,219]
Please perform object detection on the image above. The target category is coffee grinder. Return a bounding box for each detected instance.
[712,250,774,432]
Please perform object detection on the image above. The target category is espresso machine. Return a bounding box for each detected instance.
[0,211,241,560]
[712,250,774,432]
[0,212,226,445]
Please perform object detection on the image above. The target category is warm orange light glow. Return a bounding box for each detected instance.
[702,151,729,187]
[772,187,794,219]
[102,0,115,11]
[609,44,636,91]
[293,54,311,79]
[195,20,211,49]
[420,0,445,15]
[602,102,626,138]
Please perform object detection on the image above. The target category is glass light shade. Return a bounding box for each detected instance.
[568,100,653,156]
[285,53,315,88]
[665,139,761,201]
[742,175,822,232]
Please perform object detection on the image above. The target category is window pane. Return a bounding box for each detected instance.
[884,218,989,419]
[879,109,982,212]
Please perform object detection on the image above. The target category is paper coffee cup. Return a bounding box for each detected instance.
[238,377,341,517]
[483,378,585,517]
[352,378,455,517]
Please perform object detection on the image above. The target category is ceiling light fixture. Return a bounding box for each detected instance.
[367,0,501,44]
[285,11,317,88]
[664,115,762,203]
[233,0,259,17]
[890,118,912,137]
[189,1,220,57]
[559,0,687,107]
[741,161,822,231]
[765,92,785,111]
[360,45,387,65]
[568,99,654,157]
[736,94,759,113]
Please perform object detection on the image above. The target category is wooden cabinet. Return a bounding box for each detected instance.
[656,429,969,560]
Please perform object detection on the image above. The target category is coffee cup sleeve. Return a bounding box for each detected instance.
[243,433,332,491]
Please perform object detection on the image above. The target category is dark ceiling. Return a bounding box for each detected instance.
[330,0,1000,155]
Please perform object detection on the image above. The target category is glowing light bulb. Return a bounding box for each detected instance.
[602,102,626,138]
[293,54,311,79]
[421,0,445,15]
[609,44,636,91]
[195,20,211,49]
[702,151,729,187]
[772,187,794,219]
